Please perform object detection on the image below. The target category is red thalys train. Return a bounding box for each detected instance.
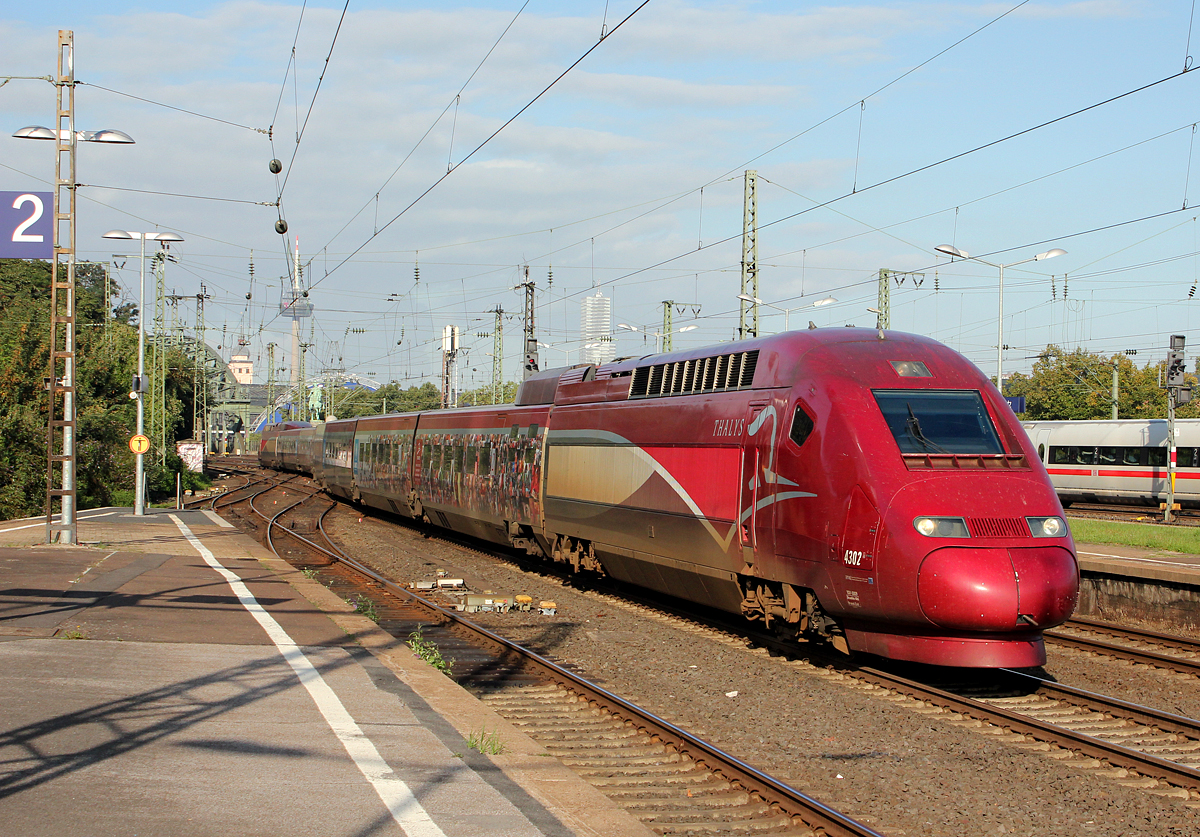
[261,328,1079,668]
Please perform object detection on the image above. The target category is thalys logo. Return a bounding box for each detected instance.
[713,418,745,438]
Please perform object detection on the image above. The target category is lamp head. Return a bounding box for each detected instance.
[1036,248,1066,260]
[102,230,134,240]
[935,244,968,259]
[86,129,135,144]
[12,126,56,140]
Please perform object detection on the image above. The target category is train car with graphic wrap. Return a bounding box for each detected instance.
[266,328,1078,668]
[258,421,313,471]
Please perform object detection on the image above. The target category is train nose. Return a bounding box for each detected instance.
[918,546,1078,631]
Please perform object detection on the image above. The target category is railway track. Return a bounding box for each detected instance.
[224,476,887,837]
[394,506,1200,805]
[1064,502,1200,526]
[1046,617,1200,677]
[563,579,1200,803]
[851,666,1200,802]
[238,468,1200,813]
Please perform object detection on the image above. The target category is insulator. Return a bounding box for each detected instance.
[1190,282,1196,299]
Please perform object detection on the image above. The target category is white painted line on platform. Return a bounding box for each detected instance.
[1078,550,1200,568]
[202,510,235,528]
[0,511,119,533]
[169,514,446,837]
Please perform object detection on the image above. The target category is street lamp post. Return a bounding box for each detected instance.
[934,244,1065,391]
[617,323,697,353]
[103,230,183,515]
[537,341,600,366]
[13,30,135,544]
[738,294,837,332]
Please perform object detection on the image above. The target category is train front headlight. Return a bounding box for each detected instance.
[1026,516,1066,538]
[913,516,969,538]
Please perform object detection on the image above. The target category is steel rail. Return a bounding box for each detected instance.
[996,668,1200,738]
[1045,628,1200,677]
[1067,616,1200,654]
[284,495,1200,796]
[246,470,1200,815]
[236,494,886,837]
[182,472,257,511]
[855,664,1200,789]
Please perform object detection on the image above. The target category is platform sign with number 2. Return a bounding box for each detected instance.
[0,192,54,259]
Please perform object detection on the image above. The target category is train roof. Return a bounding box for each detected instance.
[1022,418,1200,447]
[510,327,983,407]
[262,421,313,432]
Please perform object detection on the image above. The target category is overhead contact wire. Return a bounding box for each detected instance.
[278,0,352,197]
[557,68,1198,305]
[304,0,652,299]
[318,0,532,255]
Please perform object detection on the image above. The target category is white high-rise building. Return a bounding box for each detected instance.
[580,292,615,365]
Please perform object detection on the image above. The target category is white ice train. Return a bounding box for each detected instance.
[1022,419,1200,507]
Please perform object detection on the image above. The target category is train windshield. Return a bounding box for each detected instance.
[873,390,1004,455]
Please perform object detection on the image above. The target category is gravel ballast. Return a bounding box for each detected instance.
[323,505,1200,837]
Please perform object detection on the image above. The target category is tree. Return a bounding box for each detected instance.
[459,380,518,407]
[1006,344,1199,420]
[330,381,443,418]
[0,258,201,517]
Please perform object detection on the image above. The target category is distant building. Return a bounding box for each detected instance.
[229,353,254,384]
[580,292,615,365]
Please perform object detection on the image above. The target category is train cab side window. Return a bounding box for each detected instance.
[1037,444,1045,462]
[789,405,815,447]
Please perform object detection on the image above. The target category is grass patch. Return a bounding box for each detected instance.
[465,729,506,755]
[301,567,320,579]
[60,627,86,640]
[407,625,454,676]
[1068,517,1200,554]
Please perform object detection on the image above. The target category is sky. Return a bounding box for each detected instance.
[3,1,1200,394]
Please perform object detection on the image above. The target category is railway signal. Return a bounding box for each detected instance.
[1165,335,1188,523]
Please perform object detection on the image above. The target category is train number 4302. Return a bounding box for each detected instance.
[843,549,867,566]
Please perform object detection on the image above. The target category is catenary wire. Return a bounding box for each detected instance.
[297,0,653,301]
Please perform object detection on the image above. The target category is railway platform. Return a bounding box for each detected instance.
[0,508,652,837]
[1072,542,1200,633]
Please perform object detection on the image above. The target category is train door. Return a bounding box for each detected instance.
[838,486,882,614]
[740,400,777,570]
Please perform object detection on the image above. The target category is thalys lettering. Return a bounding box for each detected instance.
[712,418,745,438]
[261,328,1078,668]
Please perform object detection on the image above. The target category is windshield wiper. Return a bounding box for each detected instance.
[905,404,951,454]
